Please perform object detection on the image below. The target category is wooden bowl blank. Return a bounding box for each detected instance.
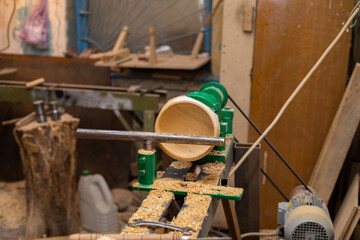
[155,96,220,161]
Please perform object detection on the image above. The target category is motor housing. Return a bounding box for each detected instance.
[278,186,334,240]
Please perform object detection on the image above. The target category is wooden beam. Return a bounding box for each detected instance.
[220,0,256,143]
[309,64,360,203]
[222,199,242,240]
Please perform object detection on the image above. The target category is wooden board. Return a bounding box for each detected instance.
[0,54,110,85]
[219,0,256,143]
[334,173,360,240]
[115,54,210,70]
[210,0,224,76]
[249,0,353,228]
[309,64,360,203]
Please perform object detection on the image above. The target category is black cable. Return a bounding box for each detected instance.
[234,136,289,201]
[229,94,312,193]
[260,168,289,202]
[0,0,16,53]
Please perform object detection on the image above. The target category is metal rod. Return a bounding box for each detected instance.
[33,100,47,123]
[76,128,225,146]
[228,95,312,193]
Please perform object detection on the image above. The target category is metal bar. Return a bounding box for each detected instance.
[76,128,225,146]
[234,143,260,234]
[75,0,89,53]
[204,0,212,54]
[0,85,160,112]
[228,95,312,193]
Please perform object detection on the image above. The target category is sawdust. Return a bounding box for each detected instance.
[202,162,225,175]
[134,162,242,197]
[134,178,242,197]
[209,150,223,155]
[185,173,198,181]
[170,194,212,238]
[170,161,192,169]
[138,149,156,155]
[157,171,165,178]
[122,190,174,235]
[0,190,26,229]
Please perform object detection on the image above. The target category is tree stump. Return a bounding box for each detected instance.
[13,113,79,238]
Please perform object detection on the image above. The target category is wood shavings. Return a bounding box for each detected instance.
[134,178,243,197]
[209,149,223,155]
[185,173,198,181]
[138,149,156,155]
[157,171,165,178]
[170,161,192,169]
[0,190,26,229]
[202,162,225,175]
[122,190,174,235]
[170,194,212,238]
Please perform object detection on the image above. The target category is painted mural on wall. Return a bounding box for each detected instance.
[0,0,68,56]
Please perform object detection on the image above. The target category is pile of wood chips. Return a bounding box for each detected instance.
[0,181,26,229]
[122,190,174,235]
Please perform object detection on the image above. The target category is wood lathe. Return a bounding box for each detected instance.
[75,82,243,239]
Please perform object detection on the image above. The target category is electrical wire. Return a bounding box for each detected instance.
[229,95,312,192]
[260,167,289,202]
[228,2,360,178]
[233,136,290,201]
[0,0,16,53]
[241,228,280,239]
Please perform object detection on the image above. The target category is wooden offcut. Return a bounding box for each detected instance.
[25,78,45,88]
[155,96,220,161]
[309,64,360,203]
[148,26,158,65]
[13,114,79,238]
[190,29,205,60]
[242,5,254,32]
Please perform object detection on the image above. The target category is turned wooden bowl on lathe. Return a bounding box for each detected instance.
[155,96,220,162]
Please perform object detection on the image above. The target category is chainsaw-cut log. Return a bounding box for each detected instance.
[155,96,220,161]
[13,113,79,238]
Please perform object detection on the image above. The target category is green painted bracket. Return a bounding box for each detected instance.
[138,150,157,186]
[133,185,243,201]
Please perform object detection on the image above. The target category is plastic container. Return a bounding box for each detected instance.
[78,170,119,233]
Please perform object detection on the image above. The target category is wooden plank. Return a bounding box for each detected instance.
[309,64,360,203]
[210,0,224,76]
[334,173,360,240]
[222,199,242,240]
[220,0,256,143]
[116,54,210,70]
[249,0,354,228]
[0,54,110,85]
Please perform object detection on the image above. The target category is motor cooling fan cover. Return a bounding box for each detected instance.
[284,205,334,240]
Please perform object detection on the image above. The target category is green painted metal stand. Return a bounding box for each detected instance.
[135,82,239,200]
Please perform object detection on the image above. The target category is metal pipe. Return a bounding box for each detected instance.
[49,101,60,121]
[76,128,225,146]
[33,100,47,123]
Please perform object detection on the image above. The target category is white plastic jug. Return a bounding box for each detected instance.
[78,170,119,233]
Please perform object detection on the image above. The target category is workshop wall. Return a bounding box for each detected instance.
[0,0,75,56]
[250,0,354,229]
